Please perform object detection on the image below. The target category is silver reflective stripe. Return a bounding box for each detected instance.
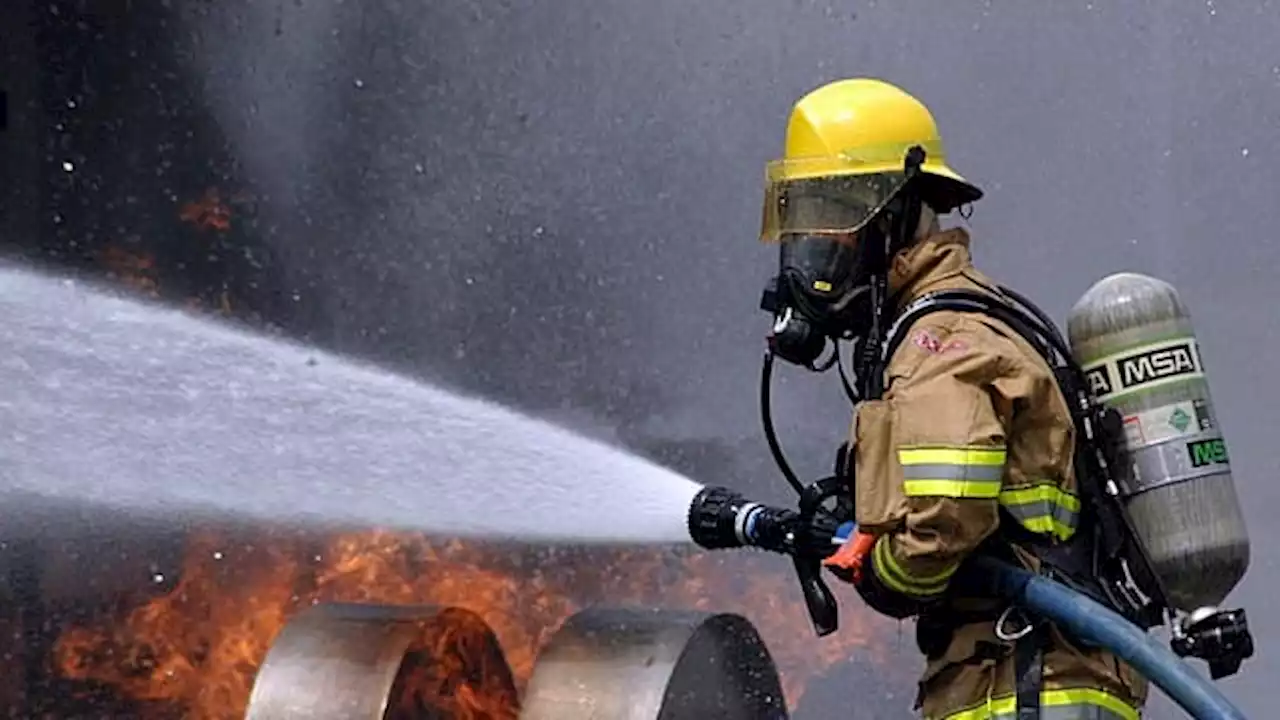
[900,449,1006,500]
[902,463,1005,482]
[1001,498,1079,532]
[997,484,1081,541]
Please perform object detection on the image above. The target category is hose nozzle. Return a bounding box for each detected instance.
[686,485,802,555]
[687,483,847,637]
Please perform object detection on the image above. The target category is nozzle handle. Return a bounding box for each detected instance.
[794,476,852,637]
[793,555,839,636]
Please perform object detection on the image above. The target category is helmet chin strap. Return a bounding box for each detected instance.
[916,203,939,240]
[854,151,930,399]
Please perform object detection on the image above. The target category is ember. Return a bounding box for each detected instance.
[178,188,235,234]
[99,246,160,298]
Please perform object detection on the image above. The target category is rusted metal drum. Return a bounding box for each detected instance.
[244,602,518,719]
[519,607,789,720]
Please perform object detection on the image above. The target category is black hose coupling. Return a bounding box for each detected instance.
[687,485,799,555]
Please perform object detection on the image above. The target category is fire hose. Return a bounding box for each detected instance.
[687,485,1251,720]
[972,554,1248,720]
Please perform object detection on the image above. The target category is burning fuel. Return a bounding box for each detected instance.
[51,530,891,719]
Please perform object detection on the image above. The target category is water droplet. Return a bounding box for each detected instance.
[213,551,224,560]
[152,573,165,583]
[61,160,74,172]
[1242,147,1250,157]
[414,163,424,174]
[353,78,365,88]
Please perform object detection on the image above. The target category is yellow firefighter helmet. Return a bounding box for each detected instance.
[760,78,983,243]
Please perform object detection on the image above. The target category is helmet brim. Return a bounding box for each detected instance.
[918,162,983,212]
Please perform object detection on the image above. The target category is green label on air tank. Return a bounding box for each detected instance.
[1187,438,1229,468]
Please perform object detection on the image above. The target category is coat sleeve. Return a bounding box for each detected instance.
[849,320,1014,619]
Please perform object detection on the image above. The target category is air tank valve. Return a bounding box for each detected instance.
[1170,606,1255,680]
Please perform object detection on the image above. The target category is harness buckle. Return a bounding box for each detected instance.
[995,605,1035,642]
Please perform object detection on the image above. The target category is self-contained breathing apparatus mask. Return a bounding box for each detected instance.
[758,147,925,374]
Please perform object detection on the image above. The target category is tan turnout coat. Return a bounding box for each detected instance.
[851,229,1149,719]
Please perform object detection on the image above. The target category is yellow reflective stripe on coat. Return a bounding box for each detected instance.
[898,445,1006,499]
[870,535,957,597]
[941,688,1140,720]
[999,483,1081,542]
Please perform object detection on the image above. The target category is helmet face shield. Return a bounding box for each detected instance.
[760,162,910,244]
[757,154,911,240]
[761,168,908,303]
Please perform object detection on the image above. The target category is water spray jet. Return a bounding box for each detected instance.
[0,260,702,546]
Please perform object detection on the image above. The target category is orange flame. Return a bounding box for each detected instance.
[52,530,889,718]
[386,609,522,719]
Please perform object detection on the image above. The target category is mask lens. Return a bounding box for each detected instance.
[780,235,860,298]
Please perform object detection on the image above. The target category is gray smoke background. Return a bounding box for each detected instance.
[3,0,1279,717]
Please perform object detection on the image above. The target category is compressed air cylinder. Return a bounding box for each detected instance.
[1067,272,1249,611]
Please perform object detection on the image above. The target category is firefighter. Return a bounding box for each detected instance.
[761,78,1150,719]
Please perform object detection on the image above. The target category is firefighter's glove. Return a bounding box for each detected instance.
[823,522,876,585]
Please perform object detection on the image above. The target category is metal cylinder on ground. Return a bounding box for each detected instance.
[244,602,518,720]
[1067,272,1250,611]
[519,607,789,720]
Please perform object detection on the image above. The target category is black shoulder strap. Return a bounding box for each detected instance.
[879,287,1174,630]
